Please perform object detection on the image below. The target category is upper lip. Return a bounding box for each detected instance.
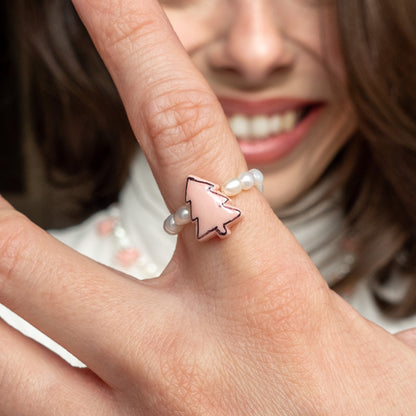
[217,97,325,117]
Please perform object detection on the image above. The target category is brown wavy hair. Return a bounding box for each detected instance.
[334,0,416,317]
[7,0,416,317]
[8,0,137,215]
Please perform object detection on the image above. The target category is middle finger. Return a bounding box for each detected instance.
[71,0,324,302]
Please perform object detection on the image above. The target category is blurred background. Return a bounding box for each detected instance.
[1,3,77,230]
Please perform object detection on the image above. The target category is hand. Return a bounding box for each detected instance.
[1,1,416,414]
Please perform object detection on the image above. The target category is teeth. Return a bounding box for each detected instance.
[283,111,297,132]
[269,114,283,135]
[251,115,269,139]
[228,110,299,141]
[228,114,250,140]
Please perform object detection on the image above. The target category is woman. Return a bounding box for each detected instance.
[1,0,416,414]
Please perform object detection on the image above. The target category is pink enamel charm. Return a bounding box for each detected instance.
[185,176,242,241]
[97,218,116,236]
[116,248,140,267]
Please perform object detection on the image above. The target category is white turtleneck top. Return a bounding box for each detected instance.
[0,152,414,366]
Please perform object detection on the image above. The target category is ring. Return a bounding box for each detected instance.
[163,169,264,241]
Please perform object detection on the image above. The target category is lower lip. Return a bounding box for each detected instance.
[237,105,325,166]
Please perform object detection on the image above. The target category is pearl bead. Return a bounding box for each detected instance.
[238,171,255,190]
[221,178,242,196]
[114,225,127,239]
[163,214,183,235]
[145,263,159,275]
[249,168,264,186]
[174,205,191,225]
[249,168,264,191]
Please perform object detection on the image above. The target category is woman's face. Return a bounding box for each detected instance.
[160,0,356,209]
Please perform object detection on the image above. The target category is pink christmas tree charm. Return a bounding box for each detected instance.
[185,176,242,241]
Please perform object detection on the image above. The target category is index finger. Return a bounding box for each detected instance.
[72,0,247,212]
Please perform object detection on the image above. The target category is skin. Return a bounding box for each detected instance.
[0,0,416,414]
[161,0,356,208]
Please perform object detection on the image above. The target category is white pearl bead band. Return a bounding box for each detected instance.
[163,169,264,236]
[221,169,264,196]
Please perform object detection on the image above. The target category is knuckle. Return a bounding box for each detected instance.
[143,87,222,169]
[0,210,35,288]
[92,2,159,59]
[0,329,24,404]
[238,261,327,338]
[125,306,217,412]
[105,16,157,58]
[156,328,216,412]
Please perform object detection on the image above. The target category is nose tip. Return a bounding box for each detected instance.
[209,5,294,84]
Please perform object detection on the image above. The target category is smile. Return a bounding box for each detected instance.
[228,110,300,142]
[219,98,325,166]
